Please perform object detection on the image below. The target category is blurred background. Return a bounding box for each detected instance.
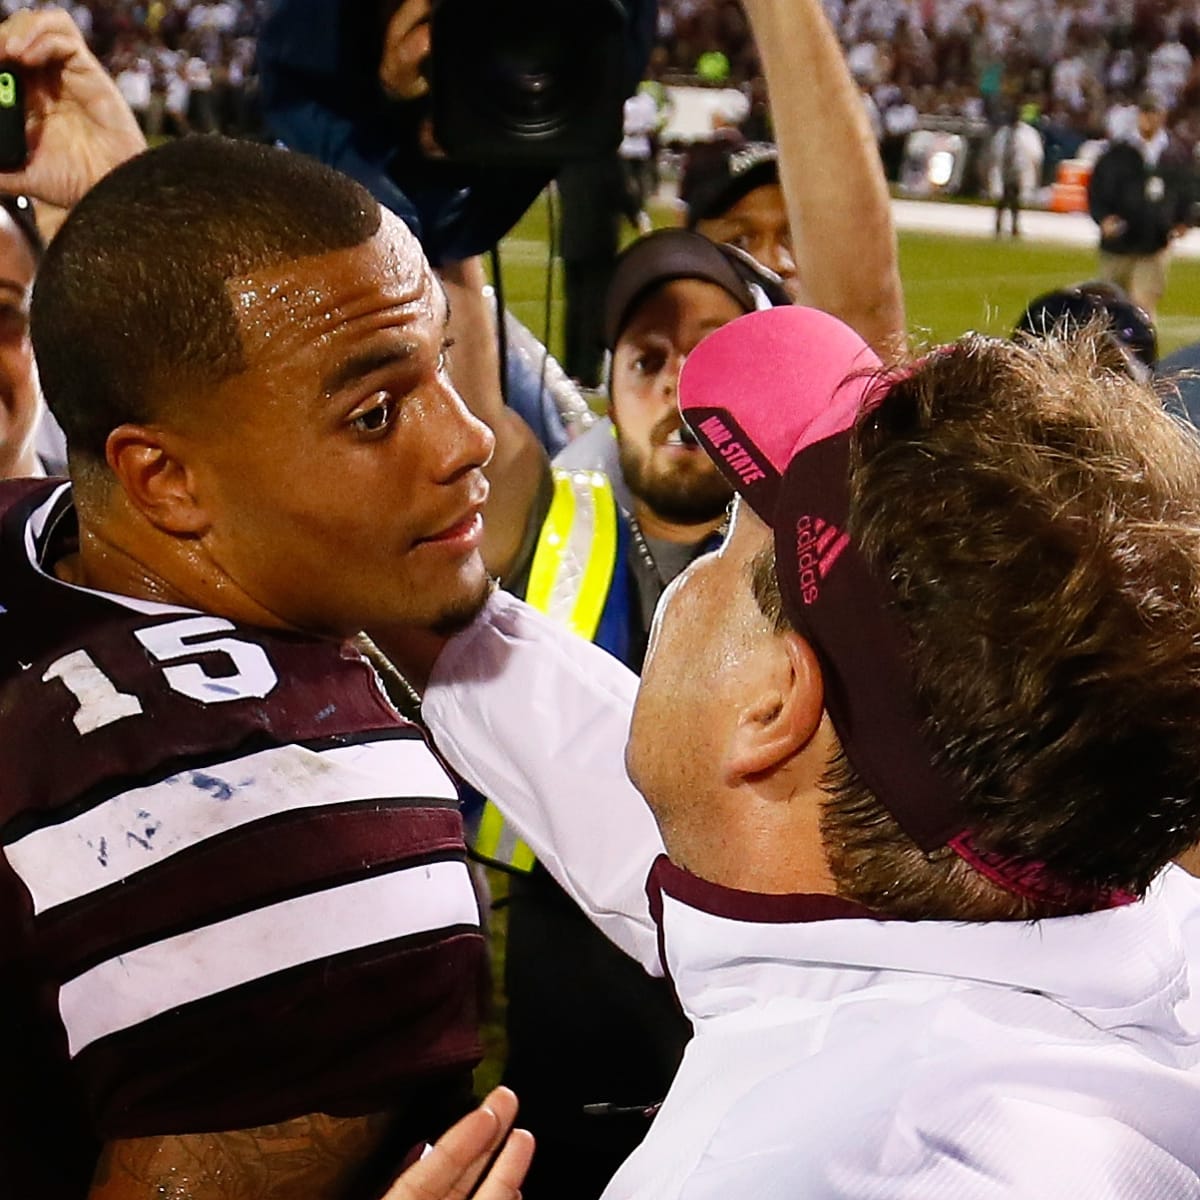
[29,0,1200,350]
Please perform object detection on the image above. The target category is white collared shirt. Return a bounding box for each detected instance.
[425,591,1200,1199]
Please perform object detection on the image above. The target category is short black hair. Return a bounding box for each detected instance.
[1015,282,1158,373]
[31,136,382,464]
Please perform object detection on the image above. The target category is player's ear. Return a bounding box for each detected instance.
[105,425,210,536]
[724,631,824,783]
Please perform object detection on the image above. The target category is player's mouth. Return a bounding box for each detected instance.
[416,509,485,552]
[417,477,489,552]
[660,425,702,453]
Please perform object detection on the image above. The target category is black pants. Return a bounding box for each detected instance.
[996,183,1021,235]
[562,257,615,388]
[502,864,691,1199]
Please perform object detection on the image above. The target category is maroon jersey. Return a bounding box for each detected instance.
[0,480,486,1198]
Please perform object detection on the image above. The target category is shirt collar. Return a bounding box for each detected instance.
[648,854,878,924]
[648,855,1191,1036]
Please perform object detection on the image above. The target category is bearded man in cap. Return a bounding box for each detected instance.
[425,302,1200,1199]
[471,0,902,1192]
[557,138,803,500]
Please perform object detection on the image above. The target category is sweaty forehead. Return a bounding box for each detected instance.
[224,212,441,360]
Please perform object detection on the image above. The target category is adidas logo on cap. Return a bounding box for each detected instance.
[795,515,849,605]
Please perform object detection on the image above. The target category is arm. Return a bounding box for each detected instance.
[0,7,145,210]
[438,256,548,580]
[1087,148,1121,228]
[89,1113,395,1199]
[89,1091,533,1200]
[423,589,665,974]
[741,0,905,357]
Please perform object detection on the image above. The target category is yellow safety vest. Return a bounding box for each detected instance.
[473,468,618,871]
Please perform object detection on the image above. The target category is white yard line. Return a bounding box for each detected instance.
[892,198,1200,259]
[509,199,1200,259]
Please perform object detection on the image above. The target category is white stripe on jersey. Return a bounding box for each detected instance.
[5,738,458,915]
[23,482,199,616]
[27,480,70,542]
[59,857,480,1056]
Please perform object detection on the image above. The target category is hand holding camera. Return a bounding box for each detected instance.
[380,0,432,101]
[0,7,145,210]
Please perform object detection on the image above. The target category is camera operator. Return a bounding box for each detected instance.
[258,0,646,266]
[257,0,656,471]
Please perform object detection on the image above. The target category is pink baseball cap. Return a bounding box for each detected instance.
[679,306,963,852]
[679,308,1134,908]
[681,309,1137,916]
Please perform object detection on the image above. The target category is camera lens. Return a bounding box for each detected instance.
[429,0,627,163]
[488,33,569,135]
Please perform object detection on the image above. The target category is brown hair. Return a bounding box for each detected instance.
[750,541,1030,920]
[753,330,1200,918]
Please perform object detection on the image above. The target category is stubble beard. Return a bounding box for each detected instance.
[617,431,732,526]
[429,571,494,637]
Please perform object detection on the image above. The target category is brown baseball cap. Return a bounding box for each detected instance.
[603,229,760,348]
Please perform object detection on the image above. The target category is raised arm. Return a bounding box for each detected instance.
[0,8,145,211]
[743,0,905,356]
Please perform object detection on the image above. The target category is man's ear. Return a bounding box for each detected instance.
[105,424,210,536]
[725,631,824,784]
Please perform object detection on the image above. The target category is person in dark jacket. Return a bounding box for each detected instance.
[257,0,656,267]
[1087,93,1193,319]
[558,153,642,388]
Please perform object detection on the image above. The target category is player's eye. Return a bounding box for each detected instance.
[0,302,29,340]
[635,349,666,375]
[349,393,395,435]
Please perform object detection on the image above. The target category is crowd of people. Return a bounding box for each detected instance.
[652,0,1200,184]
[3,3,1200,1200]
[0,0,260,135]
[629,0,1200,333]
[11,0,1200,195]
[16,0,1200,154]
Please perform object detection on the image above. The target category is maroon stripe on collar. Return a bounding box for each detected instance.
[647,855,880,924]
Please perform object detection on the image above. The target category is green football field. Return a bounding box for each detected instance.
[492,192,1200,363]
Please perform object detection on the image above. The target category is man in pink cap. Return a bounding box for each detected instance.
[424,305,1200,1197]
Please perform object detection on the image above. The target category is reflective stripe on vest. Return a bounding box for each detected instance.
[525,469,619,640]
[473,469,619,871]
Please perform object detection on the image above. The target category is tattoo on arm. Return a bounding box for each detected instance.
[89,1110,394,1200]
